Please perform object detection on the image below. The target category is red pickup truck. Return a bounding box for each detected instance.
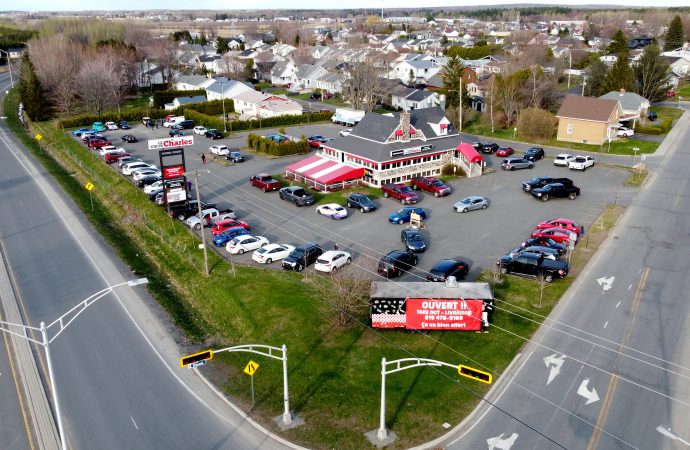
[381,183,419,204]
[250,173,282,192]
[410,176,451,197]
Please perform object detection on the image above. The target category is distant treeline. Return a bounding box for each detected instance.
[0,26,36,50]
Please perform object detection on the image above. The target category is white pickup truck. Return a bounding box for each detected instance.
[184,208,237,230]
[568,155,595,171]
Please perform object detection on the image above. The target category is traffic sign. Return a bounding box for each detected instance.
[458,364,492,384]
[85,182,94,191]
[180,349,213,367]
[244,360,260,377]
[35,133,42,140]
[189,360,206,368]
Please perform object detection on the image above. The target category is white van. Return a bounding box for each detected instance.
[163,116,185,128]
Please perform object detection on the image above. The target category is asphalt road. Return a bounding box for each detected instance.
[433,98,690,449]
[0,84,295,448]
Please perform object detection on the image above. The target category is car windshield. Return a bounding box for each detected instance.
[408,234,422,241]
[359,195,370,202]
[395,208,408,215]
[289,249,305,259]
[432,180,444,186]
[461,198,471,204]
[293,190,306,196]
[400,186,412,193]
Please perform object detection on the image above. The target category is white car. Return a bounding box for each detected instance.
[616,126,634,137]
[210,144,230,156]
[226,235,269,255]
[568,155,595,171]
[339,128,352,137]
[105,121,118,130]
[252,243,295,264]
[132,169,161,181]
[122,162,153,176]
[186,208,237,230]
[315,250,352,273]
[193,126,208,135]
[316,203,348,219]
[99,145,120,156]
[553,154,576,167]
[144,180,164,194]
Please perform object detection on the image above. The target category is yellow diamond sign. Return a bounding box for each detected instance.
[85,182,94,191]
[243,360,259,377]
[35,134,42,140]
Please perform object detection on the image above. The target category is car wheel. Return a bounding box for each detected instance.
[296,264,304,272]
[266,258,272,264]
[510,166,515,171]
[434,192,439,197]
[462,208,468,213]
[279,194,284,200]
[263,187,268,193]
[412,257,418,266]
[545,274,554,283]
[347,202,352,208]
[398,219,403,225]
[541,195,549,202]
[482,204,488,210]
[295,200,301,207]
[360,207,365,213]
[500,266,508,274]
[177,214,185,221]
[411,184,417,190]
[569,192,577,200]
[347,258,351,264]
[238,249,245,255]
[529,164,534,169]
[383,191,389,198]
[195,224,201,230]
[400,198,406,204]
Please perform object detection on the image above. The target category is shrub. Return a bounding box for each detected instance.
[56,107,183,128]
[517,108,557,141]
[635,118,673,135]
[186,99,234,115]
[441,163,466,177]
[247,134,310,156]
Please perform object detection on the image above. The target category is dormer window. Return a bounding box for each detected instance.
[440,123,448,135]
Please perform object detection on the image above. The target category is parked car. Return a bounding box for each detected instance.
[169,128,184,137]
[119,120,131,129]
[72,128,92,137]
[310,92,322,100]
[265,134,291,143]
[339,128,352,137]
[205,129,223,139]
[472,142,484,151]
[212,227,249,247]
[388,206,427,224]
[87,139,112,149]
[315,250,352,273]
[282,242,324,271]
[117,156,139,167]
[142,117,154,127]
[509,245,561,260]
[322,92,335,100]
[132,169,162,182]
[121,134,137,143]
[137,174,161,188]
[316,203,348,219]
[523,147,545,161]
[496,147,515,157]
[211,218,250,235]
[250,173,282,192]
[520,237,567,255]
[185,208,237,230]
[105,121,118,130]
[535,218,583,236]
[144,180,164,195]
[308,135,328,148]
[172,119,195,130]
[226,235,269,255]
[568,155,595,171]
[82,132,103,142]
[377,250,418,278]
[553,154,576,167]
[530,227,577,245]
[92,122,107,132]
[501,158,534,171]
[426,258,470,282]
[401,228,426,253]
[252,243,295,264]
[666,90,676,98]
[147,187,164,201]
[346,193,376,213]
[521,177,573,192]
[531,183,581,201]
[453,196,489,213]
[410,176,451,197]
[616,126,634,137]
[193,126,208,135]
[121,162,154,176]
[381,183,418,204]
[647,111,658,121]
[278,186,315,206]
[209,144,230,156]
[104,152,131,164]
[226,151,245,163]
[99,145,123,156]
[482,143,499,154]
[497,251,569,282]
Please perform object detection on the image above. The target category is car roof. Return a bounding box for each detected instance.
[431,258,463,270]
[320,250,343,258]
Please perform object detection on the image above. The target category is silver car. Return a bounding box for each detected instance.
[453,196,489,213]
[501,158,534,171]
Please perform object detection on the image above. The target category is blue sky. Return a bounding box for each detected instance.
[2,0,681,11]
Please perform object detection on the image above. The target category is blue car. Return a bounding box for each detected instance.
[388,207,427,224]
[92,122,107,132]
[72,128,92,137]
[213,226,248,247]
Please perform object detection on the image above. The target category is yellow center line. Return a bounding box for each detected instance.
[587,267,649,450]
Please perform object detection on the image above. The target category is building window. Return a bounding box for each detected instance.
[566,124,573,135]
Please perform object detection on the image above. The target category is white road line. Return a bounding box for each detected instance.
[603,321,608,329]
[130,416,139,430]
[616,301,621,308]
[628,284,633,290]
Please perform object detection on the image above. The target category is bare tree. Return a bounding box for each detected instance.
[217,54,245,79]
[493,74,521,126]
[146,37,178,87]
[293,46,315,65]
[341,60,384,112]
[28,35,82,116]
[102,48,128,115]
[77,57,115,115]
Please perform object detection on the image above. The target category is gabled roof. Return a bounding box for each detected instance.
[556,95,620,122]
[206,78,253,94]
[599,91,649,111]
[175,74,209,87]
[174,95,206,105]
[294,64,322,79]
[406,89,435,102]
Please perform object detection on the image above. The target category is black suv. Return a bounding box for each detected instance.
[347,193,377,213]
[282,243,324,271]
[482,143,499,154]
[378,250,418,278]
[401,228,426,253]
[523,147,545,161]
[310,92,322,100]
[205,129,223,139]
[427,258,470,282]
[169,128,184,137]
[497,251,569,282]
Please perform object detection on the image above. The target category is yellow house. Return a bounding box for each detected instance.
[556,95,622,145]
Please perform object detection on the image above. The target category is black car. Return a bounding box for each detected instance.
[482,143,499,154]
[346,193,377,213]
[173,120,195,130]
[426,258,470,282]
[520,237,567,255]
[282,243,324,271]
[169,128,184,137]
[137,174,161,188]
[226,151,245,163]
[147,188,163,201]
[122,134,137,143]
[377,250,418,278]
[523,147,545,161]
[310,92,322,100]
[509,245,561,260]
[119,121,131,130]
[205,129,223,139]
[497,251,569,282]
[648,111,658,121]
[401,228,426,253]
[472,142,483,151]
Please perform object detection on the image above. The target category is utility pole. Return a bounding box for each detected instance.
[458,75,463,132]
[186,170,210,276]
[221,81,227,133]
[567,47,572,89]
[581,75,587,97]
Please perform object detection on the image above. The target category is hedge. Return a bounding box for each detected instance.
[247,133,310,156]
[231,111,333,131]
[635,118,673,135]
[56,107,183,128]
[187,99,234,116]
[152,89,206,108]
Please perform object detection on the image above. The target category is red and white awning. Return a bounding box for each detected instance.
[285,155,365,184]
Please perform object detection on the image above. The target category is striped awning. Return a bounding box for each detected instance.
[285,155,365,184]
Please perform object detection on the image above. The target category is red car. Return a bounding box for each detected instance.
[666,90,677,98]
[211,218,250,235]
[87,139,112,149]
[531,227,577,245]
[250,173,281,192]
[104,152,131,164]
[495,147,514,157]
[535,218,582,236]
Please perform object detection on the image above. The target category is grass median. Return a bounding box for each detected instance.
[5,89,625,449]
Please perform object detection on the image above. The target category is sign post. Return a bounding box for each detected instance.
[85,181,95,210]
[244,360,260,407]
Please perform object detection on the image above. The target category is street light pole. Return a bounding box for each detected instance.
[185,170,210,276]
[567,47,572,89]
[221,81,227,133]
[458,75,463,132]
[41,321,66,450]
[0,49,14,88]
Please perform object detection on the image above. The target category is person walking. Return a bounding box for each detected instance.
[201,153,207,164]
[333,242,339,251]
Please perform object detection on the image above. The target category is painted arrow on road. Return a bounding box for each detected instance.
[577,378,600,405]
[543,354,566,385]
[596,276,615,291]
[487,432,518,450]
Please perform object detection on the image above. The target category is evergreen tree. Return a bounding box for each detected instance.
[607,29,628,54]
[294,33,300,47]
[587,59,609,97]
[18,53,49,121]
[664,15,684,51]
[440,56,471,108]
[601,49,634,94]
[634,44,671,101]
[244,58,255,82]
[216,36,229,54]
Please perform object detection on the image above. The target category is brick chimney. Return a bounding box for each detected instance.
[400,110,411,141]
[619,88,625,96]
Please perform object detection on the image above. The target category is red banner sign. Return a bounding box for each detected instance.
[163,165,185,179]
[405,298,483,331]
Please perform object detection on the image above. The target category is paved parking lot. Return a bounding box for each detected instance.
[76,122,636,281]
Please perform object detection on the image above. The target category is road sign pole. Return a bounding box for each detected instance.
[281,344,292,425]
[377,357,388,440]
[250,374,255,408]
[41,321,68,450]
[89,190,94,211]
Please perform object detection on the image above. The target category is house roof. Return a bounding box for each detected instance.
[206,78,253,94]
[175,75,209,87]
[405,89,435,102]
[599,91,649,111]
[174,95,206,105]
[556,95,620,122]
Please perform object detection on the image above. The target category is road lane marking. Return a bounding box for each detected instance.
[615,301,621,308]
[130,416,139,430]
[628,284,632,290]
[603,321,608,329]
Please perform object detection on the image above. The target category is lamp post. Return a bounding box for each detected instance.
[184,170,211,276]
[567,46,572,89]
[220,80,227,133]
[581,75,587,97]
[0,49,14,88]
[0,278,149,450]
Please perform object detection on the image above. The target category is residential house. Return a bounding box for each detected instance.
[205,78,255,101]
[314,71,344,94]
[291,64,330,91]
[174,74,216,91]
[165,95,207,110]
[7,48,25,59]
[599,89,650,127]
[271,60,297,86]
[233,91,302,118]
[599,54,618,65]
[556,95,622,145]
[255,61,277,83]
[663,56,690,87]
[196,54,220,72]
[391,58,442,84]
[391,88,438,110]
